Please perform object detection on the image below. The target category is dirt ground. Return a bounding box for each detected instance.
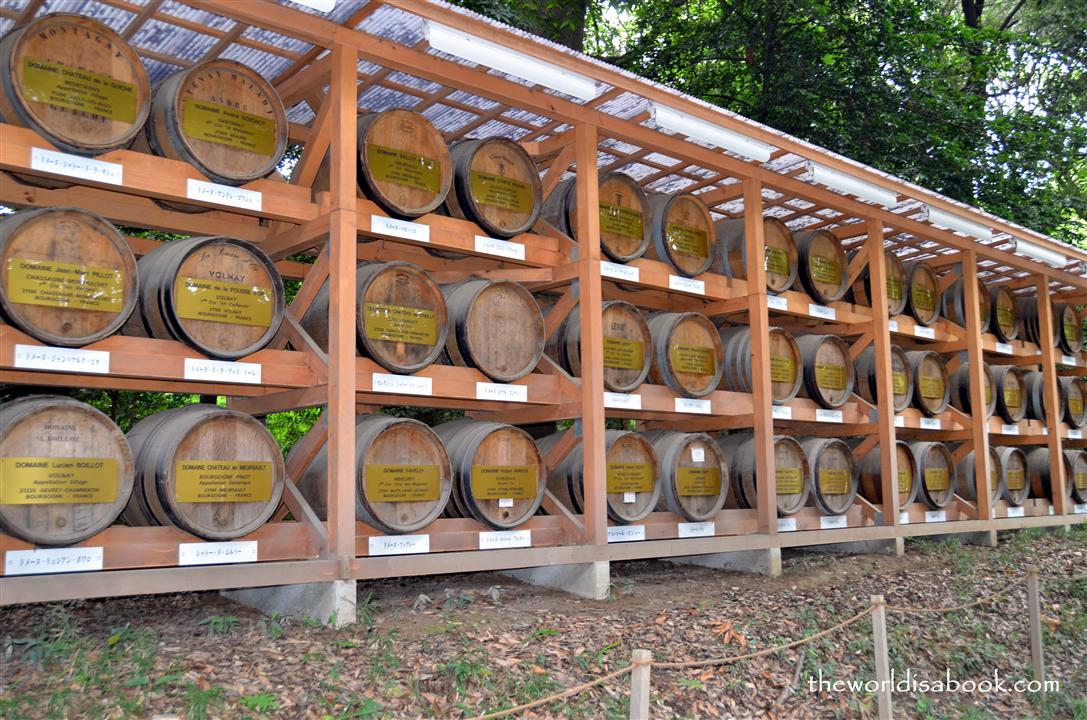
[1,526,1085,719]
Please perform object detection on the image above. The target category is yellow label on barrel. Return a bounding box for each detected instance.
[363,303,438,346]
[898,469,911,494]
[919,376,944,400]
[0,457,117,504]
[771,355,796,383]
[810,255,841,285]
[776,467,804,495]
[1064,320,1079,344]
[6,258,125,312]
[367,144,441,193]
[996,305,1015,329]
[599,203,644,240]
[670,344,716,375]
[471,465,537,500]
[21,57,137,122]
[892,371,908,396]
[469,170,533,213]
[665,223,708,258]
[815,364,846,391]
[175,276,273,327]
[1069,395,1084,415]
[819,468,851,495]
[181,98,277,156]
[606,463,654,494]
[912,284,935,312]
[1006,469,1025,491]
[887,275,902,301]
[676,466,721,496]
[1075,472,1087,491]
[603,337,645,370]
[1004,385,1022,409]
[766,246,790,276]
[924,468,949,492]
[363,465,441,503]
[173,460,272,503]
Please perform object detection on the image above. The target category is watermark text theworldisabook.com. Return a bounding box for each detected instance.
[808,668,1059,695]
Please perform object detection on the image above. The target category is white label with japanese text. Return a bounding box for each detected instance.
[675,398,711,414]
[607,525,645,543]
[372,373,432,396]
[819,515,848,529]
[808,304,836,320]
[894,415,905,428]
[178,541,257,566]
[474,235,525,260]
[914,326,936,339]
[186,179,262,211]
[183,358,261,384]
[669,275,704,295]
[1068,429,1082,440]
[476,382,527,403]
[920,417,942,430]
[1062,355,1077,366]
[1074,504,1087,514]
[478,530,531,550]
[371,215,430,242]
[899,512,911,525]
[1005,506,1025,518]
[13,344,109,374]
[816,409,843,423]
[1002,424,1020,435]
[767,295,789,311]
[777,517,797,532]
[677,521,715,538]
[31,147,122,185]
[888,320,899,332]
[601,261,639,282]
[995,342,1013,355]
[604,392,641,410]
[623,492,637,504]
[5,547,103,575]
[772,405,793,420]
[925,510,947,523]
[368,534,429,556]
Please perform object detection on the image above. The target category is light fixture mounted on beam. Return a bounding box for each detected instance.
[920,204,993,242]
[649,102,774,163]
[424,22,600,102]
[1007,237,1070,268]
[806,162,899,208]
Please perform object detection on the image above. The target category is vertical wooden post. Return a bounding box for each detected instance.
[865,220,899,525]
[961,251,993,519]
[1035,276,1068,515]
[574,123,606,545]
[1026,565,1045,685]
[326,44,359,568]
[628,649,652,720]
[743,178,776,535]
[871,594,893,720]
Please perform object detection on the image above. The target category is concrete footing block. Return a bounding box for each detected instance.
[671,548,782,577]
[804,539,899,556]
[958,530,998,547]
[505,561,610,600]
[223,579,357,628]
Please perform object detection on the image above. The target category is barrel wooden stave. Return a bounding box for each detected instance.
[0,207,138,346]
[643,430,728,521]
[124,236,285,360]
[443,137,542,239]
[909,441,957,509]
[954,446,1003,504]
[0,395,135,546]
[546,300,652,393]
[715,433,810,516]
[795,229,849,303]
[989,364,1027,423]
[796,334,855,409]
[718,325,802,404]
[1017,298,1060,348]
[996,446,1030,506]
[988,286,1020,341]
[1065,448,1087,504]
[855,344,912,413]
[646,193,715,277]
[714,217,798,293]
[800,437,858,516]
[904,261,941,326]
[941,277,990,332]
[1056,304,1083,354]
[440,279,544,382]
[850,249,908,316]
[1023,370,1049,422]
[1060,376,1087,429]
[855,441,918,508]
[1025,447,1073,503]
[906,350,950,417]
[646,311,725,398]
[300,261,448,374]
[948,361,996,420]
[122,404,284,540]
[541,172,652,262]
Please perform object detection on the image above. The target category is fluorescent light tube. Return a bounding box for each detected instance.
[806,162,899,208]
[291,0,336,11]
[425,22,600,102]
[1008,238,1069,268]
[650,102,774,163]
[921,204,992,242]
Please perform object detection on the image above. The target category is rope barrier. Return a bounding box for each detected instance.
[1037,572,1087,583]
[463,665,633,720]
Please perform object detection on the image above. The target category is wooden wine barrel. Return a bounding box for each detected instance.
[643,430,728,521]
[140,59,287,188]
[538,430,660,524]
[1056,304,1083,354]
[850,249,908,316]
[800,437,858,516]
[1025,447,1073,504]
[855,441,918,508]
[434,419,545,530]
[1023,371,1049,422]
[646,311,724,398]
[909,441,956,509]
[646,193,715,277]
[714,217,798,293]
[123,236,285,360]
[1066,449,1087,504]
[0,14,151,158]
[716,433,810,516]
[540,172,652,262]
[546,300,652,393]
[1060,376,1087,429]
[990,364,1027,423]
[954,446,1002,504]
[941,277,990,331]
[949,361,996,420]
[300,261,448,374]
[1017,298,1059,348]
[293,414,452,534]
[996,446,1030,506]
[906,350,950,416]
[0,395,135,546]
[904,261,941,326]
[0,207,138,346]
[988,286,1019,341]
[717,325,802,404]
[443,137,542,239]
[854,344,912,413]
[795,229,849,303]
[440,279,545,382]
[121,405,284,540]
[795,334,855,409]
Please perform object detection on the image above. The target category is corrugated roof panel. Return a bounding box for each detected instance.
[421,104,479,133]
[143,58,183,84]
[356,57,382,75]
[36,0,135,30]
[642,152,680,168]
[357,4,421,44]
[220,44,294,80]
[465,119,529,141]
[594,92,647,120]
[242,25,313,55]
[446,89,499,111]
[357,84,421,111]
[599,137,641,156]
[385,71,444,94]
[131,18,218,61]
[286,101,315,124]
[502,108,551,128]
[159,0,234,32]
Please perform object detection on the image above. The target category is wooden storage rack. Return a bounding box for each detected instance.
[1,0,1084,605]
